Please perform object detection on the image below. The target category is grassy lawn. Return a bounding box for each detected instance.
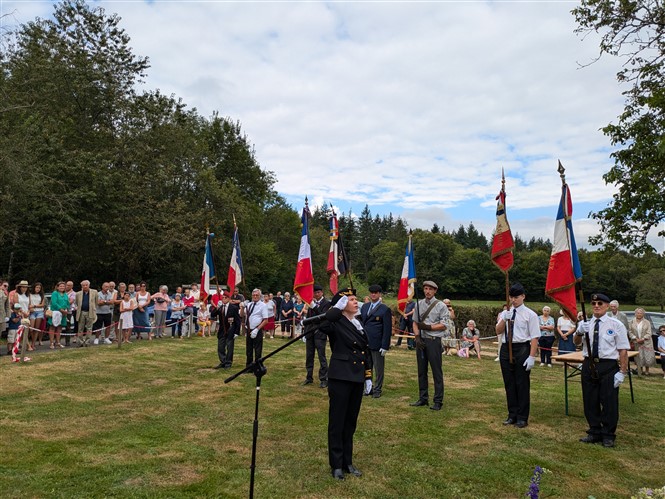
[1,337,663,498]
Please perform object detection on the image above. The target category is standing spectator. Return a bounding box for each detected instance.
[241,288,271,367]
[182,287,195,338]
[151,285,171,339]
[557,309,577,354]
[0,281,9,343]
[302,284,331,388]
[119,291,136,344]
[191,283,201,334]
[495,283,540,428]
[230,286,245,306]
[210,287,223,336]
[127,283,136,298]
[212,291,240,369]
[396,298,415,349]
[280,292,294,338]
[47,282,69,349]
[657,326,665,379]
[443,298,457,338]
[273,291,283,332]
[359,284,392,398]
[263,292,276,339]
[461,320,482,360]
[538,306,556,367]
[9,280,30,315]
[112,282,126,340]
[410,280,450,411]
[76,280,98,347]
[133,282,152,340]
[108,281,118,340]
[65,281,77,346]
[294,296,305,336]
[28,282,46,350]
[94,282,114,345]
[608,300,630,332]
[170,294,185,337]
[628,308,656,376]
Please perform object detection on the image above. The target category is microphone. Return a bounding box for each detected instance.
[301,307,342,326]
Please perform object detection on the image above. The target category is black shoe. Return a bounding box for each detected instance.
[345,465,362,477]
[213,363,224,369]
[515,420,528,428]
[410,399,428,407]
[332,469,345,480]
[430,403,442,411]
[364,389,373,397]
[579,435,601,444]
[602,439,615,448]
[503,418,516,426]
[372,392,381,398]
[302,379,313,386]
[319,381,328,388]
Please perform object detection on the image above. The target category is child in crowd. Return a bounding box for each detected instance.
[7,304,23,354]
[658,326,665,380]
[170,294,185,338]
[197,300,211,337]
[119,291,135,344]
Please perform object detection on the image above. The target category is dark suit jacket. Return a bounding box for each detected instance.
[308,297,331,339]
[211,303,240,339]
[319,316,372,383]
[360,301,392,351]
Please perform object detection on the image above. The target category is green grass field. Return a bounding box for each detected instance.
[1,336,663,498]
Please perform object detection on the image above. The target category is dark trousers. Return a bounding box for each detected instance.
[539,336,555,364]
[218,333,235,367]
[305,332,328,382]
[581,359,620,441]
[416,337,444,404]
[245,330,263,366]
[500,342,531,422]
[328,378,363,470]
[282,319,292,335]
[370,350,385,395]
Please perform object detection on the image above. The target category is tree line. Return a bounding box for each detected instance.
[1,1,664,310]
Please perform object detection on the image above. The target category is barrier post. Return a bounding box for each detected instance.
[118,318,123,349]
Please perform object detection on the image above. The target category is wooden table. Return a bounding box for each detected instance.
[551,351,639,416]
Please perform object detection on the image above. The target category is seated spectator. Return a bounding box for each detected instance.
[197,300,211,337]
[461,320,482,360]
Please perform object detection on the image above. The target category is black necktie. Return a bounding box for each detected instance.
[592,319,600,360]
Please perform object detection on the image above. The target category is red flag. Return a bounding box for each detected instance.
[294,206,314,304]
[491,188,514,273]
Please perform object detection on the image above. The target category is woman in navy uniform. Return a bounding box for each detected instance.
[318,287,373,480]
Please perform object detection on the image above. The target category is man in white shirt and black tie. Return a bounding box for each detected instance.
[574,293,629,448]
[241,288,271,367]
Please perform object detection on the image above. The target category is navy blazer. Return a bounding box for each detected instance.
[211,303,240,339]
[360,301,393,351]
[319,316,372,383]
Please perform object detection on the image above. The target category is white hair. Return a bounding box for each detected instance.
[542,306,551,313]
[610,300,619,307]
[160,285,168,292]
[467,320,476,327]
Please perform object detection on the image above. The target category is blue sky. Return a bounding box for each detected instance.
[2,0,663,251]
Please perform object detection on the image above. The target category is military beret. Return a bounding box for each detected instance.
[509,282,526,297]
[368,284,382,293]
[590,293,610,303]
[313,284,323,292]
[331,287,356,307]
[423,280,438,290]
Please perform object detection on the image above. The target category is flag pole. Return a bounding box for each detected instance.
[500,169,514,365]
[557,161,588,323]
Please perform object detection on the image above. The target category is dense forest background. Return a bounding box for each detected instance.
[2,1,664,307]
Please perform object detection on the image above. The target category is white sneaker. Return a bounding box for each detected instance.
[547,364,552,368]
[494,357,500,362]
[540,363,545,367]
[93,338,99,345]
[104,338,112,345]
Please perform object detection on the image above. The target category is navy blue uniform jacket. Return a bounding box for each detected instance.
[319,316,373,383]
[360,302,392,351]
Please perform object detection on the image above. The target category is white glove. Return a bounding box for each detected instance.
[301,335,306,343]
[523,355,536,371]
[233,334,238,339]
[4,317,8,323]
[250,328,258,339]
[364,379,372,395]
[502,310,512,321]
[334,295,348,310]
[379,348,387,357]
[614,372,625,388]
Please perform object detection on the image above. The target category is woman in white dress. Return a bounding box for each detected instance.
[120,291,136,344]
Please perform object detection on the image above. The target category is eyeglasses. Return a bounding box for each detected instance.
[590,301,605,306]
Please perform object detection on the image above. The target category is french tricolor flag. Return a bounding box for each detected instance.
[227,225,244,293]
[545,180,583,320]
[200,233,216,302]
[397,233,416,313]
[293,206,314,304]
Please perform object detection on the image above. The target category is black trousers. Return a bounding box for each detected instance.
[328,378,363,470]
[305,332,328,382]
[416,337,444,404]
[539,336,555,364]
[218,333,235,367]
[245,330,263,366]
[500,342,531,422]
[581,359,620,441]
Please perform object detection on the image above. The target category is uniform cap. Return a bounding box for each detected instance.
[368,284,382,293]
[590,293,610,303]
[509,283,526,297]
[331,287,356,307]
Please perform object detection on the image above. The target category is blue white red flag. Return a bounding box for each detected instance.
[227,225,244,294]
[397,234,417,313]
[491,187,515,273]
[200,233,216,302]
[294,206,314,304]
[326,213,348,295]
[545,182,583,320]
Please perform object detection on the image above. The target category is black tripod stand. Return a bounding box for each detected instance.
[224,324,318,499]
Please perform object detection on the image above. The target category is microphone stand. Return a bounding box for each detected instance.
[224,322,320,499]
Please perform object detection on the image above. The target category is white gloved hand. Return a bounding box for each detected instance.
[379,348,388,357]
[250,328,258,339]
[334,295,348,311]
[523,355,536,371]
[4,317,8,323]
[364,379,372,395]
[233,334,239,339]
[301,335,306,343]
[614,372,625,388]
[502,310,512,321]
